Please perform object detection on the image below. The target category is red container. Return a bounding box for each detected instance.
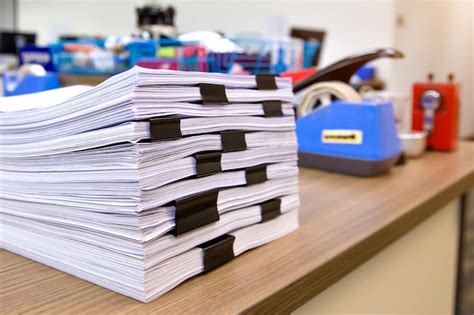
[412,80,459,151]
[280,68,317,84]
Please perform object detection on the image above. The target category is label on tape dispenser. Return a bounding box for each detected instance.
[321,129,363,144]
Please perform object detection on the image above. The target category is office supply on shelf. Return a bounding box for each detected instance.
[19,45,56,71]
[0,31,36,55]
[0,67,299,302]
[2,64,60,96]
[136,3,177,38]
[290,27,326,67]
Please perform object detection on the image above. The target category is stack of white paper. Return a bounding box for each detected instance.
[0,66,299,302]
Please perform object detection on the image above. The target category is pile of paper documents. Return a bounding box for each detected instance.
[0,67,299,302]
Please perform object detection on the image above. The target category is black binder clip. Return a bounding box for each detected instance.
[174,190,220,236]
[245,165,268,185]
[221,131,247,152]
[260,198,281,222]
[149,116,182,141]
[195,152,222,177]
[199,83,229,104]
[263,100,284,117]
[256,74,278,90]
[198,234,235,273]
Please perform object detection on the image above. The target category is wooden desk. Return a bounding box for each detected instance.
[1,142,473,314]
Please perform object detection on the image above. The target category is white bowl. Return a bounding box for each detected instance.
[398,132,427,158]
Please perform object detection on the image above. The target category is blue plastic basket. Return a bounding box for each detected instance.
[51,37,319,75]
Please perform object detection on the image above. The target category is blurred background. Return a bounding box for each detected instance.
[0,0,472,138]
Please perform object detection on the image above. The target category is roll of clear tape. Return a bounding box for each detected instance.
[295,81,361,117]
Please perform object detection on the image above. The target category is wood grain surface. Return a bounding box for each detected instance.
[1,142,473,314]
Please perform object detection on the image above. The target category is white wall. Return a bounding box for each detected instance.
[17,0,396,78]
[392,0,474,138]
[0,0,16,30]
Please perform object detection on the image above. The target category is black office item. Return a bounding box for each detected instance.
[293,47,404,93]
[263,100,284,117]
[149,116,182,141]
[221,131,247,152]
[260,198,281,222]
[245,165,268,185]
[198,234,235,273]
[199,83,229,104]
[256,74,277,90]
[195,152,222,177]
[0,31,36,54]
[174,190,220,236]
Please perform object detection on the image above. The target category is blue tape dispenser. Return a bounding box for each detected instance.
[294,48,404,176]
